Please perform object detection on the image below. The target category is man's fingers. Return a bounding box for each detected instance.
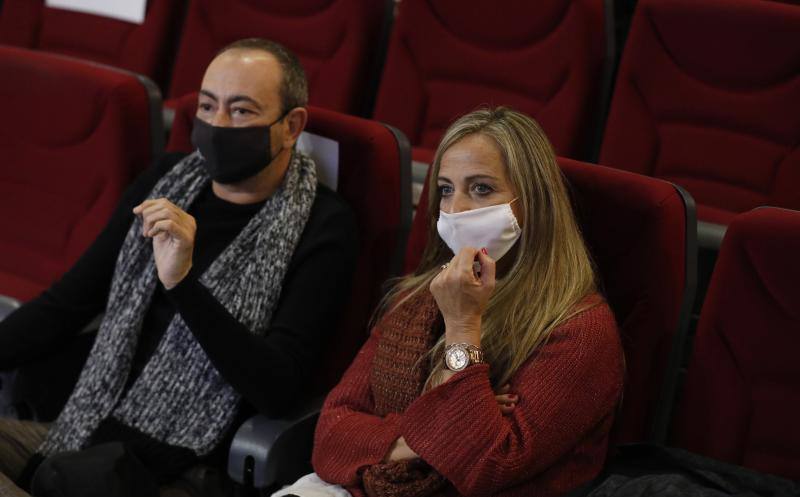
[133,198,179,216]
[133,198,163,214]
[146,219,191,241]
[141,207,178,235]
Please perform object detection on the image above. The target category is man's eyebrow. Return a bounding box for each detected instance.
[227,95,262,110]
[199,89,217,101]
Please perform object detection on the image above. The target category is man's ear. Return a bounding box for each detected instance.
[282,107,308,148]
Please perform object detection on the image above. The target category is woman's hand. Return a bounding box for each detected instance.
[429,247,496,346]
[495,383,518,416]
[133,198,196,289]
[384,436,419,462]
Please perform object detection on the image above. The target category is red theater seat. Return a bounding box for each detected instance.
[673,207,800,481]
[372,0,613,162]
[302,106,411,391]
[225,106,411,489]
[406,157,696,444]
[599,0,800,227]
[165,0,390,115]
[0,0,184,89]
[0,46,163,302]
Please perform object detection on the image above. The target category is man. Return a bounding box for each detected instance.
[0,39,357,496]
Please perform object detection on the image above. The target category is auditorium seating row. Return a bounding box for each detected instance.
[1,0,798,236]
[1,41,798,488]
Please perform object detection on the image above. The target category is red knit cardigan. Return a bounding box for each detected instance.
[313,292,624,497]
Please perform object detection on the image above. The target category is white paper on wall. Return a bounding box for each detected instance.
[45,0,148,24]
[297,132,339,191]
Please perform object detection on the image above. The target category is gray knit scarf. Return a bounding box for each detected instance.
[39,150,317,457]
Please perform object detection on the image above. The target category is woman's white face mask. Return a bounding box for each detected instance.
[437,199,521,260]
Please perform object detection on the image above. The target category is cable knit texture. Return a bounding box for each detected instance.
[313,291,624,497]
[40,151,317,457]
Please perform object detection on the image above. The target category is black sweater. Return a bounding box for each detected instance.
[0,153,358,481]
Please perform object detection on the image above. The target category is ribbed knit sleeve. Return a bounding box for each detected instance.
[400,304,624,497]
[312,327,404,486]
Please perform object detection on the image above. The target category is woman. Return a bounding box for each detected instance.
[277,107,624,497]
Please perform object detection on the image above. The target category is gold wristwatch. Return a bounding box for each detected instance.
[444,343,484,372]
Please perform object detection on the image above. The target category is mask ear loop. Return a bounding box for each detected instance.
[266,107,294,164]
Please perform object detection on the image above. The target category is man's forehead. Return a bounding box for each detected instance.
[201,49,282,103]
[215,48,277,68]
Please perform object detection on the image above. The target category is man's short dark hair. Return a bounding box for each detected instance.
[218,38,309,114]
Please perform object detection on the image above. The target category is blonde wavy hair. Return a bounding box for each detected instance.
[380,107,598,388]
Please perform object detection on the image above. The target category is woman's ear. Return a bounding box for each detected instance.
[282,107,308,148]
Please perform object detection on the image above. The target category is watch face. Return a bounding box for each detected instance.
[446,346,469,371]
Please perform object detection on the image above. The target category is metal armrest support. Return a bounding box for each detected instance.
[228,396,324,489]
[697,221,727,250]
[162,106,176,134]
[0,295,20,322]
[0,295,21,418]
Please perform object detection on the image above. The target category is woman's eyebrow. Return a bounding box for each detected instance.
[464,174,499,182]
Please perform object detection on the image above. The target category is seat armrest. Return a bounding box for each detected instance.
[0,295,21,322]
[228,396,324,489]
[697,221,727,250]
[0,295,21,417]
[162,106,176,134]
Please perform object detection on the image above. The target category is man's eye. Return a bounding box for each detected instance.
[198,103,212,112]
[437,184,453,196]
[472,183,494,195]
[232,108,252,116]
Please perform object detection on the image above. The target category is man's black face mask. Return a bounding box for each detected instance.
[190,112,287,184]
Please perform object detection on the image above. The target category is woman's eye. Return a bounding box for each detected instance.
[472,183,494,195]
[437,184,453,196]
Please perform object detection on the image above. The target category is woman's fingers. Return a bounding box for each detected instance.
[453,247,480,277]
[495,388,519,416]
[495,394,516,416]
[476,248,496,287]
[499,404,515,416]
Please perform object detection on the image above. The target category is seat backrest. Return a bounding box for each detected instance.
[166,0,390,115]
[405,157,696,444]
[372,0,612,160]
[673,207,800,480]
[0,46,162,301]
[167,95,412,391]
[0,0,184,89]
[599,0,800,225]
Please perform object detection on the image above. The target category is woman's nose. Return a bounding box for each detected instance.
[449,193,473,214]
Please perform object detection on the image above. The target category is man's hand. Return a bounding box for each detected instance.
[132,198,196,289]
